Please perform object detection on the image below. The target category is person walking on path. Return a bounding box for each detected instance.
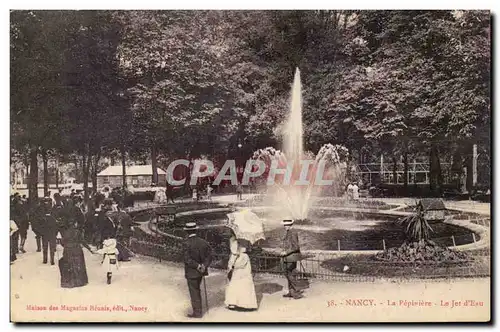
[96,199,120,284]
[59,221,94,288]
[17,200,30,253]
[40,198,59,265]
[281,219,304,299]
[166,183,175,204]
[69,196,86,230]
[225,245,258,310]
[96,237,119,285]
[206,184,213,201]
[113,203,134,262]
[31,200,44,252]
[183,222,212,318]
[96,199,117,250]
[10,194,22,256]
[236,183,243,200]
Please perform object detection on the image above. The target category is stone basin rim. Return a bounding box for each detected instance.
[136,205,489,256]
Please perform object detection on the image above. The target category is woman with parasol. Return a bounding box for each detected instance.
[224,209,265,311]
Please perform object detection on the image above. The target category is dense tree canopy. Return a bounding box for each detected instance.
[10,10,491,198]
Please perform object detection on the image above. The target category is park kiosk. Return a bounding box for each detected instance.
[417,198,446,223]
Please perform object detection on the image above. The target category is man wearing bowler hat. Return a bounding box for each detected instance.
[183,222,213,318]
[40,197,59,265]
[281,219,304,299]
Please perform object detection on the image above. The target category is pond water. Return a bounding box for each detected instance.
[153,209,476,251]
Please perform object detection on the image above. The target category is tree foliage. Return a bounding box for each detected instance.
[11,10,491,195]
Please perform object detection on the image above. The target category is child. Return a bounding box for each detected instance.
[96,238,119,284]
[206,184,213,201]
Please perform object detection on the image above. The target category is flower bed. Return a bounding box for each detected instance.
[399,206,485,221]
[321,253,488,279]
[374,241,472,263]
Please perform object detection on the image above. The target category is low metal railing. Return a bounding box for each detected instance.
[128,201,490,281]
[129,237,490,282]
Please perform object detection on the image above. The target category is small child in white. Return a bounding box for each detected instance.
[206,184,213,201]
[96,238,119,284]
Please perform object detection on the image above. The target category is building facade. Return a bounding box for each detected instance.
[97,165,167,189]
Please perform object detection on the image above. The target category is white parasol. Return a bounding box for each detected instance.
[226,209,266,244]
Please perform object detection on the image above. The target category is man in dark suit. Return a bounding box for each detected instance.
[10,194,22,255]
[114,202,134,261]
[69,195,86,230]
[97,199,117,249]
[166,183,175,204]
[281,219,304,299]
[17,199,30,253]
[30,199,44,252]
[40,198,59,265]
[183,222,212,318]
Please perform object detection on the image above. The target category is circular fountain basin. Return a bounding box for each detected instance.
[153,207,478,251]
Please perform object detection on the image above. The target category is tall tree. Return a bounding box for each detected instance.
[64,11,127,199]
[11,10,77,199]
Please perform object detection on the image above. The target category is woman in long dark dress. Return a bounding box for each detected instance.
[59,222,93,288]
[113,203,134,262]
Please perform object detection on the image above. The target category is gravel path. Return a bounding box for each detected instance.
[11,230,490,322]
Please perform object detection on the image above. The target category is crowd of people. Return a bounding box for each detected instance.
[10,190,134,287]
[11,188,306,318]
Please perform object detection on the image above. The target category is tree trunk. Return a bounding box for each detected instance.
[28,146,39,201]
[74,157,79,182]
[24,154,30,187]
[392,155,397,184]
[121,144,127,189]
[41,149,49,197]
[465,142,474,192]
[82,149,90,202]
[92,150,100,194]
[403,143,409,194]
[429,143,442,197]
[86,149,92,200]
[151,144,158,185]
[184,157,192,195]
[55,155,59,189]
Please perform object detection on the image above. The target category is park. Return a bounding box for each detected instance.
[10,10,490,323]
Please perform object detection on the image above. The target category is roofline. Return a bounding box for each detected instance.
[97,166,167,176]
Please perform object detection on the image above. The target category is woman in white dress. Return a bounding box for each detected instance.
[225,245,258,310]
[346,183,354,200]
[352,183,359,200]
